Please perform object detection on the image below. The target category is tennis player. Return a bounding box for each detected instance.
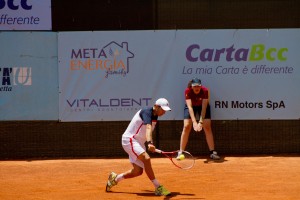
[106,98,171,196]
[178,78,220,160]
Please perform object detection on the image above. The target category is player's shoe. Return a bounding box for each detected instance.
[155,185,171,196]
[105,172,117,192]
[210,151,220,160]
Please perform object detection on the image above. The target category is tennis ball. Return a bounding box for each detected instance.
[179,154,185,160]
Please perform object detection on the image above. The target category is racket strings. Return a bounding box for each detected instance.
[172,152,195,169]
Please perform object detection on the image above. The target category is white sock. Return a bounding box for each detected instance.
[151,179,160,188]
[115,173,124,183]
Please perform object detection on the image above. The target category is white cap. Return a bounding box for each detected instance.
[155,98,171,111]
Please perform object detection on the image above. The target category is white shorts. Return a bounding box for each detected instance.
[122,138,145,168]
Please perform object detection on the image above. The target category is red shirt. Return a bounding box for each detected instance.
[185,86,209,106]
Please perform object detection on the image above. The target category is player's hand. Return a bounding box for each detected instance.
[145,141,155,153]
[193,121,201,132]
[197,123,203,132]
[148,143,156,152]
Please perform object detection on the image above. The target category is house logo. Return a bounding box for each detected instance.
[103,42,134,78]
[70,41,135,78]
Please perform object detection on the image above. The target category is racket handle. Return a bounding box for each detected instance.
[155,149,162,154]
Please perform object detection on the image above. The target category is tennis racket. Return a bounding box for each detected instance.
[155,149,195,170]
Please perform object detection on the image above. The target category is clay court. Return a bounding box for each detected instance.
[1,155,299,200]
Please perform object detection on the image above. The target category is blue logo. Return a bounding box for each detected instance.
[0,0,32,10]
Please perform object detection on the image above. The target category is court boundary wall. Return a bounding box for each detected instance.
[1,120,299,160]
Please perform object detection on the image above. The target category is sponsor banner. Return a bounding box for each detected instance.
[0,0,51,30]
[58,29,300,121]
[0,32,58,120]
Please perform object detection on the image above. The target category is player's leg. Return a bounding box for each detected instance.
[202,118,215,151]
[106,139,145,192]
[121,163,143,179]
[138,152,155,180]
[180,106,193,152]
[138,152,171,196]
[106,163,143,192]
[202,104,220,160]
[180,119,192,152]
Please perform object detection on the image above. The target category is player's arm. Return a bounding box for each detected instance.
[200,99,208,124]
[186,99,197,123]
[186,99,200,131]
[200,88,209,124]
[145,124,155,152]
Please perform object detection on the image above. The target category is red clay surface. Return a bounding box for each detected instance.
[1,155,299,200]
